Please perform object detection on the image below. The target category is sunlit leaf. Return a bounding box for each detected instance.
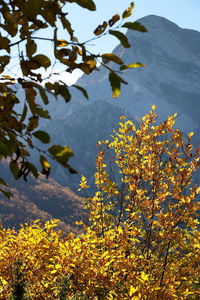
[122,2,134,19]
[120,62,146,70]
[40,155,51,178]
[48,145,73,167]
[109,72,121,98]
[57,39,69,47]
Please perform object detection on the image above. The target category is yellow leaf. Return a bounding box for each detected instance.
[141,271,149,281]
[57,39,69,47]
[122,2,134,19]
[130,285,138,296]
[196,187,200,194]
[188,132,194,141]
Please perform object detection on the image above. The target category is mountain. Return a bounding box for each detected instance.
[76,15,200,131]
[0,161,85,234]
[42,15,200,190]
[1,15,200,230]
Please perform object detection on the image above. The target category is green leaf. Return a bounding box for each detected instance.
[67,166,77,174]
[74,0,96,11]
[26,39,37,58]
[38,86,49,105]
[122,21,148,32]
[32,54,51,69]
[0,35,10,53]
[0,188,12,199]
[120,62,146,71]
[27,116,39,132]
[59,84,71,102]
[0,141,10,156]
[109,30,130,48]
[109,72,121,98]
[36,106,51,119]
[21,60,40,76]
[25,162,38,178]
[0,177,8,187]
[122,2,134,19]
[0,55,10,73]
[26,88,37,115]
[19,103,27,123]
[48,145,73,167]
[102,53,124,65]
[33,130,50,144]
[72,85,88,99]
[25,0,43,18]
[9,161,20,180]
[45,82,54,91]
[60,16,74,40]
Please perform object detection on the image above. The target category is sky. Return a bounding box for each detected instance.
[59,0,200,84]
[7,0,200,85]
[67,0,200,54]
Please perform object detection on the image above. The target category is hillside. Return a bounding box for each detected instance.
[0,161,85,234]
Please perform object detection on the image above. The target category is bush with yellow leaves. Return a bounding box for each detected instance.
[0,107,200,299]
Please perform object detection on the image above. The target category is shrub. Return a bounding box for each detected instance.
[0,107,200,299]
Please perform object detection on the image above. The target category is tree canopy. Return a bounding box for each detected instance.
[0,109,200,298]
[0,0,147,198]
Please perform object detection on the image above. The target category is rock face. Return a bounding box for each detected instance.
[76,15,200,131]
[1,15,200,230]
[43,15,200,190]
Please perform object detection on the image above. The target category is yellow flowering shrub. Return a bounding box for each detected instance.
[0,107,200,299]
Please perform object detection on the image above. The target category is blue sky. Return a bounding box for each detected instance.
[60,0,200,84]
[66,0,200,54]
[8,1,200,85]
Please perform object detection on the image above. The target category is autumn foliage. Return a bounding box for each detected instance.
[1,107,200,299]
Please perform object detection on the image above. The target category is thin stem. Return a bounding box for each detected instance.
[160,240,170,287]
